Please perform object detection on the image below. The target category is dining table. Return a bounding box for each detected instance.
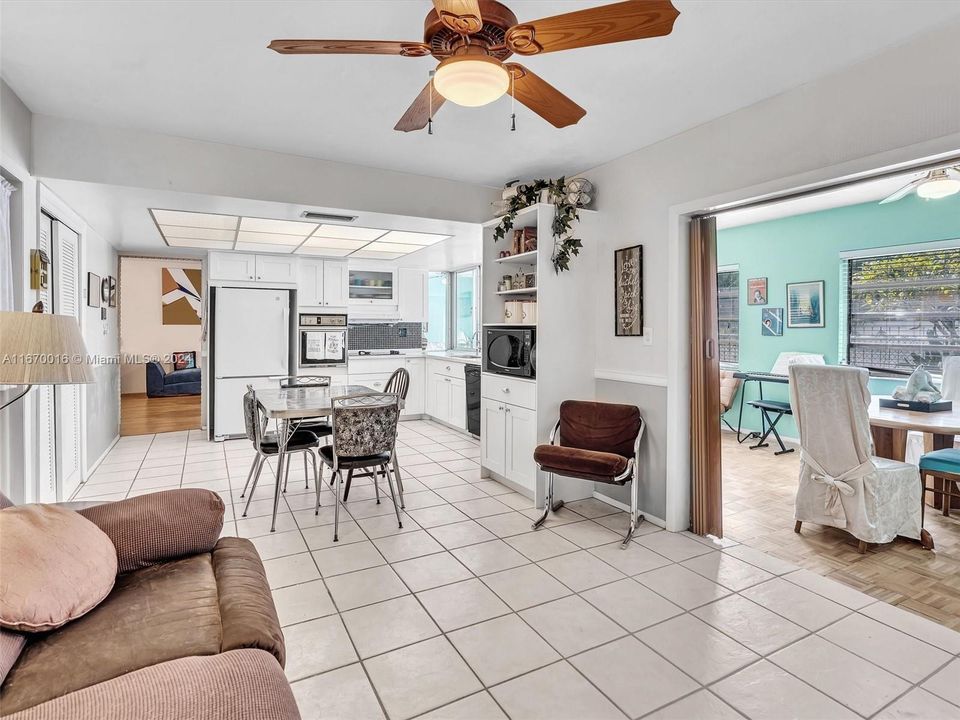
[256,384,405,532]
[868,397,960,512]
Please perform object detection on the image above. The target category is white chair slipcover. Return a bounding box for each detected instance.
[904,356,960,465]
[790,365,921,544]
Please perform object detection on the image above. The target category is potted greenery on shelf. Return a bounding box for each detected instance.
[493,178,587,273]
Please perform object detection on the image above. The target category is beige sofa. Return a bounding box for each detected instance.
[0,489,300,720]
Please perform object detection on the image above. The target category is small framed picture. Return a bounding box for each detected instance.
[787,281,825,328]
[614,244,643,336]
[747,277,767,305]
[761,307,783,336]
[86,272,101,308]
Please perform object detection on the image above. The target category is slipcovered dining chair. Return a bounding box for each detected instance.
[532,400,645,548]
[319,393,403,542]
[790,365,924,553]
[341,367,410,507]
[905,356,960,465]
[239,385,320,521]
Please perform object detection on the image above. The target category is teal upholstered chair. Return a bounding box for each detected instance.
[918,448,960,520]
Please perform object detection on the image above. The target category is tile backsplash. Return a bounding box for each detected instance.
[349,322,424,350]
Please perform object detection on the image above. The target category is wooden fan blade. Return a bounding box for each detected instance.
[395,81,446,132]
[268,39,431,57]
[505,64,585,128]
[506,0,679,56]
[433,0,483,35]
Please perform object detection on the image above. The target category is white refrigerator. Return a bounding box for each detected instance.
[213,287,292,439]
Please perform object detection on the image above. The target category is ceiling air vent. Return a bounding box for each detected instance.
[300,211,358,222]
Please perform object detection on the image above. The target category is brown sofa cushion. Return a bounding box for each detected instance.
[2,649,300,720]
[558,400,641,458]
[0,505,117,633]
[77,488,224,574]
[0,538,283,715]
[0,629,26,686]
[534,444,630,484]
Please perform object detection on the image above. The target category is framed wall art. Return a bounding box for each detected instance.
[761,307,783,336]
[747,277,767,305]
[86,272,101,308]
[614,244,643,336]
[161,267,203,325]
[786,281,824,328]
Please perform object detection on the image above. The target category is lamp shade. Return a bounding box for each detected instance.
[433,56,509,107]
[0,311,95,385]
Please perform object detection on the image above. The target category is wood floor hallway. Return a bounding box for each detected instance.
[120,393,201,436]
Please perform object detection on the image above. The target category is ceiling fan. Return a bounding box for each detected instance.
[879,166,960,204]
[268,0,680,132]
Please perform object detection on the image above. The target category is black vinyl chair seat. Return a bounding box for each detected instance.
[259,430,320,454]
[318,445,391,469]
[297,420,333,437]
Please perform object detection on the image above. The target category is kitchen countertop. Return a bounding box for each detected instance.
[348,350,481,365]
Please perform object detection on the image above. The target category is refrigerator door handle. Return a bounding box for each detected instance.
[281,306,289,372]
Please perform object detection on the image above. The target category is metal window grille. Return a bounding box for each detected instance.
[717,270,740,365]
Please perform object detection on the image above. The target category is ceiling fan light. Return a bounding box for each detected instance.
[916,175,960,200]
[433,56,509,107]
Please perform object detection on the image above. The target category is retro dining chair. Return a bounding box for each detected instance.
[319,393,403,542]
[275,375,334,491]
[532,400,646,548]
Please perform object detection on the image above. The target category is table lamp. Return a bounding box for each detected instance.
[0,306,95,411]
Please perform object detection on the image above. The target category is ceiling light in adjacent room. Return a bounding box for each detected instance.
[916,169,960,200]
[433,56,509,107]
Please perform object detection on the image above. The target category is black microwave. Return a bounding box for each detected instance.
[484,327,536,378]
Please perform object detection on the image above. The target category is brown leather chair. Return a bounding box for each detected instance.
[532,400,645,548]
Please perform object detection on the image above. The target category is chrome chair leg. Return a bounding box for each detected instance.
[374,467,381,505]
[383,463,403,529]
[532,472,564,530]
[304,452,309,489]
[242,456,266,517]
[240,454,262,499]
[282,453,292,493]
[333,470,343,542]
[622,476,644,549]
[392,454,405,509]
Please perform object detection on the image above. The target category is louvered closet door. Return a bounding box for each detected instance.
[53,221,83,500]
[36,215,57,502]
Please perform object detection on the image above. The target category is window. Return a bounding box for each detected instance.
[717,268,740,366]
[426,267,480,351]
[845,246,960,374]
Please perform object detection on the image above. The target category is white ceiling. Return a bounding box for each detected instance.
[5,1,960,187]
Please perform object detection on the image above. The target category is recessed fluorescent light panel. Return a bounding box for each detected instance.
[150,209,451,258]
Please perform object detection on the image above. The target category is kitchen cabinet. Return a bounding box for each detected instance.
[425,359,467,429]
[398,268,428,323]
[299,258,348,307]
[480,398,537,493]
[209,252,256,282]
[256,255,297,283]
[403,357,425,415]
[347,355,426,417]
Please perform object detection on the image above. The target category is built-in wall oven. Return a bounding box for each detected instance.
[299,313,348,368]
[483,326,536,379]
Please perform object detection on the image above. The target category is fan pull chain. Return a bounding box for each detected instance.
[428,72,435,135]
[510,70,516,132]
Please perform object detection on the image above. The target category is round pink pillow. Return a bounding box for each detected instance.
[0,504,118,632]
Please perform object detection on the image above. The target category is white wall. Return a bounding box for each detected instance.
[119,257,202,394]
[580,20,960,528]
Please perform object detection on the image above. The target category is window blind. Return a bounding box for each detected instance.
[717,269,740,365]
[844,246,960,374]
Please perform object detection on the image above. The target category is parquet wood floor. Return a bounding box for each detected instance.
[120,393,201,436]
[722,432,960,629]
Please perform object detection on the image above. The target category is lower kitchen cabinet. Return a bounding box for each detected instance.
[480,398,537,492]
[403,357,425,415]
[426,372,466,429]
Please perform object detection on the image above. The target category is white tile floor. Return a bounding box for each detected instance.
[80,420,960,720]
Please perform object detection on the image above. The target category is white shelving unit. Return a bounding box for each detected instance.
[479,203,598,507]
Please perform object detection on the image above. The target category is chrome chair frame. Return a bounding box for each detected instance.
[532,415,646,548]
[319,392,403,542]
[274,375,333,493]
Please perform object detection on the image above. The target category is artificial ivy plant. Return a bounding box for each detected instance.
[493,177,584,273]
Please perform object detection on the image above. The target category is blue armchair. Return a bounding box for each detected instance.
[146,361,201,398]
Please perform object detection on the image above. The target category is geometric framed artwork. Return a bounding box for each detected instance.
[786,280,824,328]
[747,277,767,305]
[761,307,784,336]
[86,272,101,308]
[614,244,643,336]
[161,267,202,325]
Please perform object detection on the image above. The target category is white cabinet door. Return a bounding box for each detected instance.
[210,252,256,281]
[323,261,348,307]
[255,255,297,284]
[505,404,537,492]
[429,374,452,424]
[398,268,426,322]
[449,376,466,430]
[480,399,507,477]
[298,258,324,306]
[403,358,425,415]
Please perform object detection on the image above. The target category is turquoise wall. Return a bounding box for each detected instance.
[718,192,960,437]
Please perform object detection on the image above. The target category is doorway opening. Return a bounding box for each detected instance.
[118,256,203,436]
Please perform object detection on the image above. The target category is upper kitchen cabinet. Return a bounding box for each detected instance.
[349,268,397,306]
[208,252,296,285]
[299,257,348,308]
[398,268,428,323]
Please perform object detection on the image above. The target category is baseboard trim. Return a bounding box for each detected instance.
[591,491,667,528]
[720,425,800,448]
[85,435,120,478]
